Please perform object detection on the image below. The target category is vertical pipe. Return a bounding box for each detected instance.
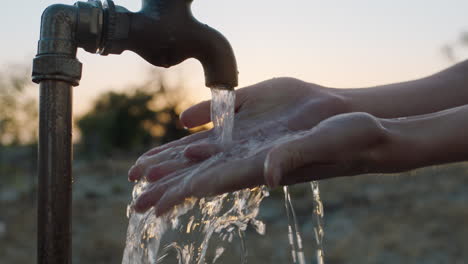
[38,80,73,264]
[33,4,81,263]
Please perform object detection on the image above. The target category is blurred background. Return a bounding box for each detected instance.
[1,0,468,263]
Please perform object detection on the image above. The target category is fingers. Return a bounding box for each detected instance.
[264,133,325,188]
[128,145,186,182]
[190,154,265,197]
[128,131,213,182]
[141,130,211,157]
[128,164,143,182]
[146,160,193,182]
[135,152,266,216]
[133,182,169,213]
[144,143,222,182]
[184,143,222,161]
[180,88,248,128]
[155,186,187,217]
[180,100,211,128]
[129,142,221,183]
[264,144,300,189]
[133,170,189,213]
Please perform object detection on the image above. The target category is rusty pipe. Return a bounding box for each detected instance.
[32,4,80,264]
[32,1,238,263]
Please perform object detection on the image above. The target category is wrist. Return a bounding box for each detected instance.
[316,88,432,172]
[376,118,427,173]
[377,108,468,173]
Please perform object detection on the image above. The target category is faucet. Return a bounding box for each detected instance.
[32,0,238,263]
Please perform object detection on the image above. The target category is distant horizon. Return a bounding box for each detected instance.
[2,0,468,115]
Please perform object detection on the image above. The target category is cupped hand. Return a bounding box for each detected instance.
[129,77,349,182]
[133,112,391,216]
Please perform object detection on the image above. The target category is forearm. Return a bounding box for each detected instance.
[379,105,468,172]
[337,60,468,118]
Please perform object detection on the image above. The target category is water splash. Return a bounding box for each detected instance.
[122,88,268,264]
[122,87,326,263]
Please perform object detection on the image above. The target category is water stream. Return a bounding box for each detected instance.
[122,87,325,263]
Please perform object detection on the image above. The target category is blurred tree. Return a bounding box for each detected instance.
[76,70,190,157]
[0,65,38,146]
[0,64,38,199]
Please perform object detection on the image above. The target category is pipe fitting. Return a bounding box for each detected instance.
[98,0,130,55]
[35,4,79,56]
[32,4,83,86]
[75,0,104,53]
[32,55,82,86]
[33,1,105,85]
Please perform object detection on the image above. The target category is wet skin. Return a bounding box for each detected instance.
[129,60,468,215]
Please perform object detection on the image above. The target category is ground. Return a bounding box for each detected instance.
[1,156,467,263]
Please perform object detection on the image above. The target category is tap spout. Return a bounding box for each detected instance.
[100,0,238,89]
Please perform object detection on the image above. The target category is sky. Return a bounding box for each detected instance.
[1,0,468,115]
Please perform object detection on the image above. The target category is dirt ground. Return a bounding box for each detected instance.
[1,159,468,263]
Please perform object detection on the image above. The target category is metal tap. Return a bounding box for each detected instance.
[32,0,238,263]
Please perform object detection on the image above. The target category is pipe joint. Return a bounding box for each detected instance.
[33,3,83,86]
[36,4,78,56]
[75,0,104,53]
[32,55,83,86]
[98,0,131,55]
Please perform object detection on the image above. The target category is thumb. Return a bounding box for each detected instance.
[180,100,211,128]
[264,136,314,189]
[180,88,248,128]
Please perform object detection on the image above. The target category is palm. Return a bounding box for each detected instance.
[129,78,349,213]
[185,77,347,139]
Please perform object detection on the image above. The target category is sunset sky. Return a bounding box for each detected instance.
[1,0,468,115]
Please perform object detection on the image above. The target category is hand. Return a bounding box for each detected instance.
[129,77,352,214]
[264,112,390,187]
[133,112,392,216]
[129,77,349,182]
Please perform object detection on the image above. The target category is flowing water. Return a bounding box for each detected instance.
[283,182,324,264]
[122,87,325,264]
[210,88,235,145]
[310,182,325,264]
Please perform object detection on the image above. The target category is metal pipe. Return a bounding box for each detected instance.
[37,80,74,264]
[32,1,238,263]
[33,4,82,264]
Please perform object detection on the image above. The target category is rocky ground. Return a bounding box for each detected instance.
[1,156,467,263]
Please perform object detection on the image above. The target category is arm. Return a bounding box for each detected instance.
[129,61,468,214]
[131,61,468,168]
[133,107,468,214]
[381,104,468,170]
[266,105,468,187]
[338,60,468,118]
